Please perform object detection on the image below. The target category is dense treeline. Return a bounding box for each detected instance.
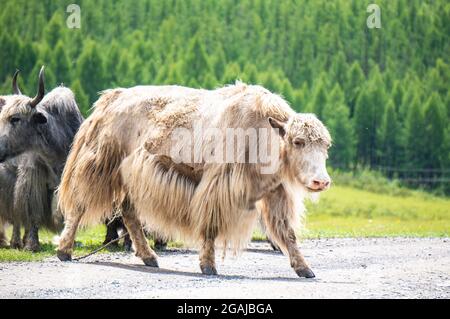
[0,0,448,192]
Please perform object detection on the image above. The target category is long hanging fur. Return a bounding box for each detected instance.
[57,90,125,226]
[121,149,198,242]
[58,82,329,253]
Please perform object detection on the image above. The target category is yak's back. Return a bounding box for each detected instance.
[39,86,84,137]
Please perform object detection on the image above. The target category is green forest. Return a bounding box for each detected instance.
[0,0,449,193]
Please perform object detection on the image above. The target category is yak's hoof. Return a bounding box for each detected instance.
[123,243,133,252]
[142,256,159,267]
[10,241,23,250]
[0,241,8,249]
[200,264,218,276]
[154,242,167,251]
[295,267,315,278]
[57,250,72,262]
[24,242,40,252]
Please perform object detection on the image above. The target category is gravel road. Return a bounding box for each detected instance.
[0,237,449,299]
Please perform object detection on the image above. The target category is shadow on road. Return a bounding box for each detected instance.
[85,261,316,283]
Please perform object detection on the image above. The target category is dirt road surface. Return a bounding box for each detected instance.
[0,237,449,298]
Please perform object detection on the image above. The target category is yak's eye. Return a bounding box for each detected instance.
[9,117,21,125]
[293,137,305,148]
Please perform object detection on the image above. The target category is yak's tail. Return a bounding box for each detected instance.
[57,90,125,226]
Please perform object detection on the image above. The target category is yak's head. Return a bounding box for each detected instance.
[269,113,332,192]
[0,67,47,163]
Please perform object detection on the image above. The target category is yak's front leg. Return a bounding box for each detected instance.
[10,221,23,249]
[120,197,158,267]
[260,184,315,278]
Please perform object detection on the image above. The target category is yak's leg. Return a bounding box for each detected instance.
[0,219,8,248]
[22,205,41,252]
[120,197,158,267]
[260,185,315,278]
[57,212,83,261]
[10,222,22,249]
[199,233,217,275]
[268,236,281,252]
[103,218,120,248]
[123,232,133,252]
[22,228,29,246]
[23,224,40,252]
[154,236,167,251]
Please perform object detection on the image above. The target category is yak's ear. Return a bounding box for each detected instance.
[0,98,5,108]
[32,112,47,125]
[268,117,286,137]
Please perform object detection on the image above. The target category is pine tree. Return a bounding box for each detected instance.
[43,13,65,48]
[182,35,212,85]
[51,41,71,86]
[423,93,446,170]
[323,84,355,168]
[308,79,328,120]
[260,71,283,94]
[17,42,38,78]
[405,95,425,170]
[345,61,365,117]
[222,63,241,84]
[77,41,105,104]
[330,51,348,88]
[166,63,183,85]
[212,47,227,81]
[71,80,90,116]
[242,63,258,84]
[280,79,295,106]
[379,101,400,172]
[0,33,20,83]
[104,41,121,86]
[354,88,372,166]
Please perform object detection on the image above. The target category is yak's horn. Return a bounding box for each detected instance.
[30,66,45,108]
[12,69,22,95]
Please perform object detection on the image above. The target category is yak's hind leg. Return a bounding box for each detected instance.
[103,217,121,248]
[153,234,167,251]
[259,184,315,278]
[23,225,40,252]
[120,196,158,267]
[104,216,133,251]
[123,232,133,252]
[56,211,83,261]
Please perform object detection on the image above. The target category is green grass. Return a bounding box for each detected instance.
[1,185,448,262]
[0,225,185,262]
[304,185,450,238]
[0,225,107,262]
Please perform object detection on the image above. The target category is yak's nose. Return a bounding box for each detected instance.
[310,179,331,191]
